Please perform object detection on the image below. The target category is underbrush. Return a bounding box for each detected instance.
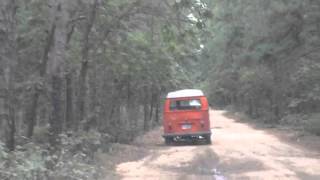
[281,113,320,136]
[225,106,320,136]
[304,113,320,136]
[0,131,111,180]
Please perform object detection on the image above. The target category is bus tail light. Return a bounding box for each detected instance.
[200,120,205,128]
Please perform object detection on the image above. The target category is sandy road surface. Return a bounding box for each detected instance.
[115,110,320,180]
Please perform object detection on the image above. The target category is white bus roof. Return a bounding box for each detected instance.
[166,89,204,99]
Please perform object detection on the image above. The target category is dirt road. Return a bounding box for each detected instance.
[114,110,320,180]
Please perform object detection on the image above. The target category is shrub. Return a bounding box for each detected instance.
[0,131,110,180]
[305,113,320,136]
[0,142,47,180]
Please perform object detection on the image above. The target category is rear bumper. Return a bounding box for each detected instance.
[162,131,211,138]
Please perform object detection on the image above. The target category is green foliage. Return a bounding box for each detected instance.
[0,142,47,180]
[200,0,320,131]
[0,131,109,180]
[0,0,209,178]
[305,114,320,136]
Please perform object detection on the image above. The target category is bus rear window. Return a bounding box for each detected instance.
[170,99,202,110]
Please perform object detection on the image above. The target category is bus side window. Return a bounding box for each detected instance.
[170,100,177,110]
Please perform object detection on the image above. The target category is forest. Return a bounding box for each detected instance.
[0,0,319,179]
[200,0,320,132]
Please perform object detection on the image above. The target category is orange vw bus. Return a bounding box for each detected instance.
[162,89,211,144]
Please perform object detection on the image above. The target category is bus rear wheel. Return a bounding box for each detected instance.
[164,137,174,145]
[204,135,211,144]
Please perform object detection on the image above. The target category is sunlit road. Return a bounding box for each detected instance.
[115,110,320,180]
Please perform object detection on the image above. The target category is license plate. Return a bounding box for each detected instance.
[181,124,192,130]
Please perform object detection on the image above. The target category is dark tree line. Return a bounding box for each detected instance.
[0,0,208,152]
[200,0,320,133]
[0,0,210,179]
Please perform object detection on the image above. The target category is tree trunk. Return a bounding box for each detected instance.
[270,58,281,123]
[149,93,155,126]
[3,0,18,151]
[77,0,98,130]
[149,87,157,127]
[47,0,68,150]
[65,72,73,130]
[49,75,63,147]
[143,103,149,131]
[154,92,160,124]
[26,22,55,138]
[143,87,150,131]
[4,68,16,151]
[78,61,88,129]
[5,100,15,152]
[26,92,39,138]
